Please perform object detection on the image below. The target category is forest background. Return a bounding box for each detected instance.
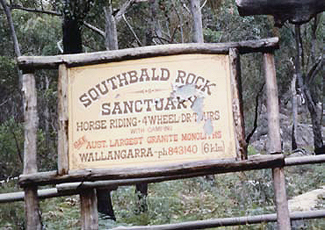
[0,0,323,229]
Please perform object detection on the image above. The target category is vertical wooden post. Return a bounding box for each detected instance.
[264,53,291,230]
[264,53,281,154]
[58,64,99,229]
[80,189,98,230]
[22,72,42,230]
[58,64,69,175]
[229,48,247,159]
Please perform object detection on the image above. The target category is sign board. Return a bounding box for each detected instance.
[68,54,236,170]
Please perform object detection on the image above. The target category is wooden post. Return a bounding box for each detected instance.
[264,53,291,230]
[22,72,42,230]
[58,64,69,175]
[264,53,281,154]
[229,48,247,159]
[80,189,98,230]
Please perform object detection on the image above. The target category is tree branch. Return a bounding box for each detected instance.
[0,0,21,57]
[115,0,135,23]
[9,4,62,16]
[180,0,191,13]
[200,0,208,10]
[122,14,143,46]
[83,21,105,38]
[306,56,323,85]
[172,0,184,43]
[245,83,265,145]
[57,40,63,53]
[10,128,23,164]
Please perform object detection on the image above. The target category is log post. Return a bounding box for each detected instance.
[80,189,98,230]
[58,64,69,175]
[22,72,42,230]
[264,53,281,154]
[229,48,247,160]
[264,52,291,230]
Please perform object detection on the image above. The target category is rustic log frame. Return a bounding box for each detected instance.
[58,64,69,175]
[264,52,291,229]
[17,37,279,70]
[1,155,324,204]
[17,37,306,229]
[80,188,98,230]
[229,48,247,160]
[19,155,284,187]
[22,72,42,230]
[110,210,325,230]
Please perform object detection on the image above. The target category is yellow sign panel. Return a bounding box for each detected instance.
[68,54,236,170]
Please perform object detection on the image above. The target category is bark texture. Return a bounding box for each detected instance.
[236,0,325,26]
[190,0,204,43]
[104,5,118,50]
[294,25,323,153]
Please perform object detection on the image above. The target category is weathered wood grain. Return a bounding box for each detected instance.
[229,48,247,160]
[22,73,41,230]
[80,189,98,230]
[17,37,279,70]
[19,155,284,187]
[57,64,69,175]
[0,155,323,203]
[236,0,325,25]
[264,52,291,229]
[264,53,282,154]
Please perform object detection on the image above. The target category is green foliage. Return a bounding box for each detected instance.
[0,1,324,229]
[1,165,324,229]
[12,10,62,55]
[286,164,325,198]
[204,28,222,43]
[0,56,21,122]
[41,196,80,229]
[0,118,24,179]
[0,180,25,230]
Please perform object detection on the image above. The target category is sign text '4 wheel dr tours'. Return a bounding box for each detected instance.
[68,54,236,170]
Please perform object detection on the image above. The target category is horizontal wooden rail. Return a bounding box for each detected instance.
[19,155,284,187]
[0,188,73,203]
[284,154,325,166]
[0,189,323,228]
[0,155,323,203]
[17,37,279,70]
[111,210,325,230]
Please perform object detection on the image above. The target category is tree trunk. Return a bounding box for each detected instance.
[294,25,323,153]
[133,0,161,213]
[104,5,118,50]
[135,183,148,213]
[63,17,82,54]
[1,1,42,228]
[96,188,116,220]
[190,0,204,43]
[95,3,121,221]
[0,0,21,57]
[291,73,298,150]
[44,76,50,151]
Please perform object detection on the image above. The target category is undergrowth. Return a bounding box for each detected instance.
[0,163,324,229]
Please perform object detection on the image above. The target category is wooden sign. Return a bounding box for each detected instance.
[68,54,236,170]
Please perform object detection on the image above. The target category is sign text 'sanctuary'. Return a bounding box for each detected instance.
[68,54,236,170]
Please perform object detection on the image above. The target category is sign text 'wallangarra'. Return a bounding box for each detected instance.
[68,54,236,170]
